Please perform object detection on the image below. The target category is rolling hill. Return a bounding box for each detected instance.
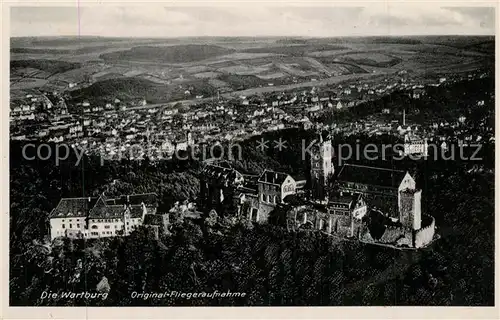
[100,45,236,63]
[69,77,215,105]
[242,44,348,56]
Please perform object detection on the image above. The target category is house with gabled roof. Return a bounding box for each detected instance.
[49,192,158,240]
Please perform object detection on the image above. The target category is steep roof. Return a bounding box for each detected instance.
[258,170,291,185]
[49,197,98,218]
[336,164,407,189]
[89,196,118,219]
[51,193,157,219]
[202,164,242,183]
[328,193,363,210]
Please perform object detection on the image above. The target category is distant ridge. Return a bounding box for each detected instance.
[100,44,235,63]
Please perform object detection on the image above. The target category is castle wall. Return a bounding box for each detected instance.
[331,214,351,237]
[314,210,331,233]
[351,218,364,239]
[256,203,275,223]
[413,190,422,230]
[242,195,260,221]
[378,226,403,243]
[365,225,413,247]
[414,215,435,248]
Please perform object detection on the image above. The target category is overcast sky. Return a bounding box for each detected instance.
[10,5,496,37]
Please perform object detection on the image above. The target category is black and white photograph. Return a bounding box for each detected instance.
[7,1,496,312]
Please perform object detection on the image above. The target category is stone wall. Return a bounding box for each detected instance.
[351,219,364,239]
[377,225,405,244]
[257,203,275,223]
[414,215,435,248]
[361,224,412,247]
[331,214,351,238]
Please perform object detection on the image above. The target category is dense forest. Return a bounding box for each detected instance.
[10,129,494,306]
[9,77,495,306]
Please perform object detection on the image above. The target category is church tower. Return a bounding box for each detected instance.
[310,131,334,202]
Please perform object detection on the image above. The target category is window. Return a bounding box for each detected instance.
[104,225,110,229]
[62,219,65,222]
[91,225,98,229]
[76,219,80,222]
[114,225,118,229]
[62,224,65,229]
[69,224,72,229]
[102,231,105,235]
[261,194,265,202]
[127,222,129,225]
[77,224,80,228]
[69,219,72,222]
[267,195,271,203]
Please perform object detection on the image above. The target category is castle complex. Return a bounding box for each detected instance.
[199,132,436,249]
[48,132,435,249]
